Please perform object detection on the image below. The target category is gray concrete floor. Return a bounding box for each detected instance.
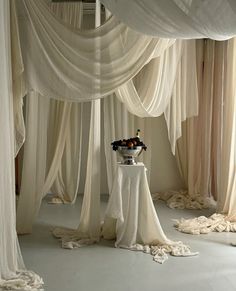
[19,196,236,291]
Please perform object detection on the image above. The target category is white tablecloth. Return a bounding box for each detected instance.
[102,163,198,263]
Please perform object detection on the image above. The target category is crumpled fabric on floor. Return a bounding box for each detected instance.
[174,213,236,235]
[0,271,44,291]
[153,190,216,210]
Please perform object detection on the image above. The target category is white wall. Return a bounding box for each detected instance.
[149,116,184,193]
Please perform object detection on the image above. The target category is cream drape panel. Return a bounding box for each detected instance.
[0,1,43,289]
[11,0,27,156]
[176,40,225,200]
[175,40,205,197]
[17,93,72,234]
[218,39,236,216]
[48,1,83,204]
[17,2,84,232]
[174,39,236,233]
[17,93,49,234]
[164,40,198,154]
[165,40,225,210]
[101,0,236,40]
[49,101,83,204]
[53,0,103,246]
[15,0,174,102]
[76,0,102,240]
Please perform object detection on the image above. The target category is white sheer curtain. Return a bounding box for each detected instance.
[11,0,27,156]
[47,1,83,204]
[76,0,102,241]
[218,39,236,217]
[164,40,223,210]
[175,40,225,202]
[49,100,83,204]
[15,0,173,102]
[0,1,43,289]
[116,39,198,154]
[101,0,236,40]
[17,92,50,234]
[17,1,84,232]
[174,39,236,234]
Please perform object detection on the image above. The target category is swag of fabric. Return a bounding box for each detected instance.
[0,0,43,290]
[101,0,236,40]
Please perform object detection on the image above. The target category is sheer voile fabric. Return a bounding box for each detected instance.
[13,0,198,154]
[15,0,174,102]
[0,0,43,289]
[17,2,83,233]
[46,1,83,204]
[11,0,27,156]
[161,40,224,210]
[101,0,236,40]
[172,38,236,233]
[16,1,100,236]
[116,39,198,153]
[77,0,102,241]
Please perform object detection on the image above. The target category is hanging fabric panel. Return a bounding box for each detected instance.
[164,40,198,154]
[168,39,236,233]
[11,0,27,156]
[77,0,102,240]
[50,101,83,203]
[17,1,84,232]
[48,1,83,204]
[0,0,43,289]
[218,39,236,217]
[52,0,103,246]
[16,93,72,234]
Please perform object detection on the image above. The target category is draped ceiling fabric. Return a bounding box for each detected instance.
[15,0,174,102]
[13,0,200,155]
[101,0,236,40]
[0,0,43,289]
